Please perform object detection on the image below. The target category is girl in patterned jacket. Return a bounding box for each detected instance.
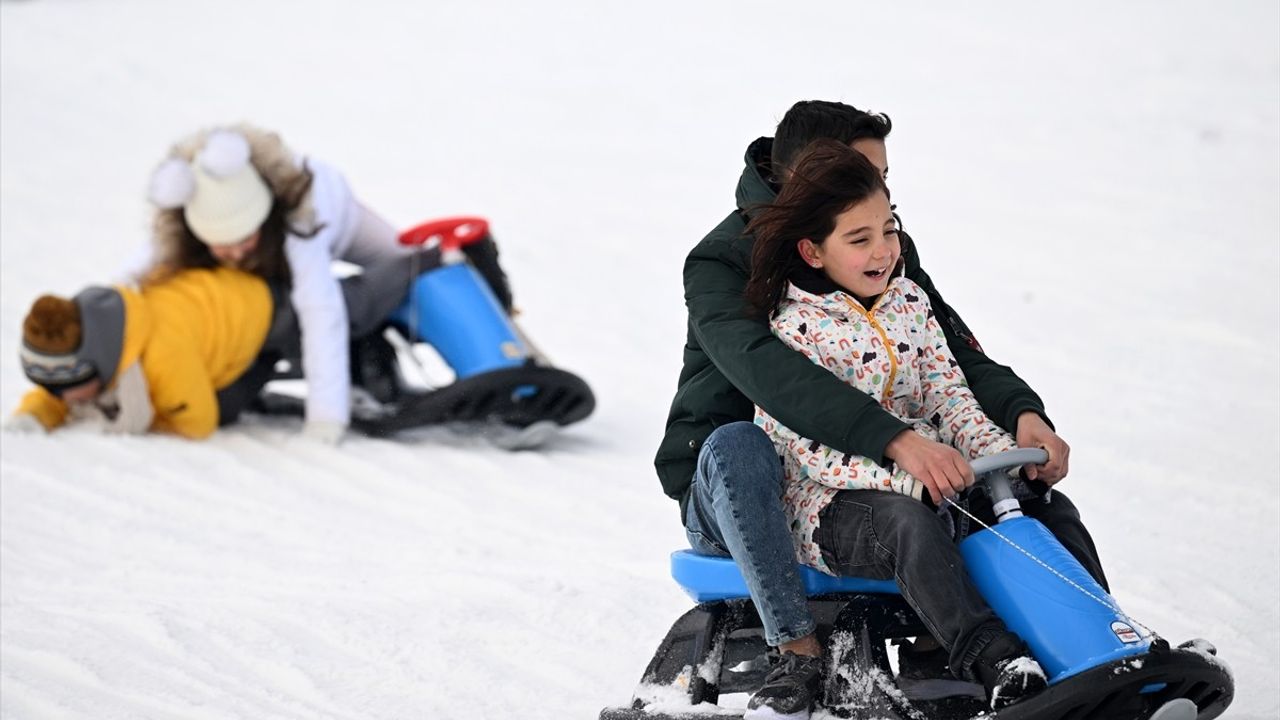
[742,139,1046,709]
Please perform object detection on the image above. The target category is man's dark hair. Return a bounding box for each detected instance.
[771,100,892,180]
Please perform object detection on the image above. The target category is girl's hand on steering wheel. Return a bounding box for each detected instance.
[885,430,974,504]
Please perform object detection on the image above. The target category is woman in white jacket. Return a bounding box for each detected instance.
[142,125,431,443]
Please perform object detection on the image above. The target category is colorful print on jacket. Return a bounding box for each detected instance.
[753,277,1017,575]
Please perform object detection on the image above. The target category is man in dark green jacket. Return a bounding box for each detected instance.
[656,101,1106,718]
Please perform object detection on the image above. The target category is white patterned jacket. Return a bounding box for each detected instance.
[754,277,1017,574]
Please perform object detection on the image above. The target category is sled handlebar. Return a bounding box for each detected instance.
[970,448,1049,478]
[399,216,491,252]
[970,448,1050,523]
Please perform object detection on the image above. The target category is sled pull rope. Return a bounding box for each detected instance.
[409,247,421,342]
[943,497,1156,640]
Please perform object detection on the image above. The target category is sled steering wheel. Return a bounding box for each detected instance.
[398,216,491,252]
[969,447,1051,519]
[970,447,1049,479]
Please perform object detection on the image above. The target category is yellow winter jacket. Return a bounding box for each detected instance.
[16,268,272,439]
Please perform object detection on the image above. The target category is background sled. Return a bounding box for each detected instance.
[257,216,595,443]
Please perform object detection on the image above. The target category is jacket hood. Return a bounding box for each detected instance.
[735,137,778,214]
[71,287,126,385]
[783,275,910,318]
[112,286,151,385]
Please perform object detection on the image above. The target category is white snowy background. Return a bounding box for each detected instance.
[1,1,1277,718]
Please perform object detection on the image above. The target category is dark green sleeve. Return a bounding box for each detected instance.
[684,246,909,462]
[904,237,1052,433]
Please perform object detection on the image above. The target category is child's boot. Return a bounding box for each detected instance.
[972,632,1048,710]
[744,651,823,720]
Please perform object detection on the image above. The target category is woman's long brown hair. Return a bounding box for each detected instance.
[744,139,889,319]
[144,125,321,286]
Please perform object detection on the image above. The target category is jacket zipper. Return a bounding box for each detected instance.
[841,296,898,406]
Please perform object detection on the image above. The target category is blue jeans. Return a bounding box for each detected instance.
[683,422,816,646]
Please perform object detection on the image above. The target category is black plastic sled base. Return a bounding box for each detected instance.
[600,596,1233,720]
[353,365,594,436]
[258,365,594,437]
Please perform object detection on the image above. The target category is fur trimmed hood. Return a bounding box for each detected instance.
[148,124,318,270]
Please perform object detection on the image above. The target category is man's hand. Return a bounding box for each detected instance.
[1016,411,1070,485]
[885,429,974,504]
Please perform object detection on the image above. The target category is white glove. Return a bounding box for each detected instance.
[3,413,46,434]
[97,363,154,435]
[302,420,346,446]
[68,401,110,429]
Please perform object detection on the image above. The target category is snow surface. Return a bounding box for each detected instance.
[2,1,1277,718]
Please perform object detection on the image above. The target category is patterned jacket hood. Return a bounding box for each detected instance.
[781,273,910,320]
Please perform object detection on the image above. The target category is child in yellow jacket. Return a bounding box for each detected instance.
[10,267,271,439]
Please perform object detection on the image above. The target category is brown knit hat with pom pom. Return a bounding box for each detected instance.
[23,296,82,354]
[19,287,125,393]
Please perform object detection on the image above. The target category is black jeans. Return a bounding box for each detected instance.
[215,247,440,426]
[815,490,1007,681]
[815,487,1109,680]
[215,236,517,426]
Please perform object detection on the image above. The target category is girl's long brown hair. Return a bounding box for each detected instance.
[144,125,321,286]
[744,139,889,319]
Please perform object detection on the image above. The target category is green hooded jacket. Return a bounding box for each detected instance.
[654,137,1050,517]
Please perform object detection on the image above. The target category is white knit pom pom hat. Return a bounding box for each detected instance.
[161,130,273,246]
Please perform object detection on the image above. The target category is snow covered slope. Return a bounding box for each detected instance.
[2,1,1276,718]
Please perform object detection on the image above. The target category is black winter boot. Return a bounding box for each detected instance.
[896,638,984,701]
[972,632,1048,710]
[349,331,402,404]
[744,651,823,720]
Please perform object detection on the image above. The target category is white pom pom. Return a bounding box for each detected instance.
[147,157,195,209]
[197,130,253,179]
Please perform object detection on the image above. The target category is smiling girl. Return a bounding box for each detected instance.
[743,139,1047,710]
